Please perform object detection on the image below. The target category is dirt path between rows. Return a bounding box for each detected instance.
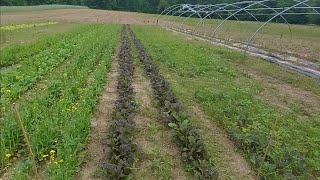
[76,52,119,180]
[190,105,256,180]
[132,59,190,179]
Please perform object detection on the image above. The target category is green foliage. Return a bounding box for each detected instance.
[0,24,120,178]
[132,25,320,179]
[130,26,218,179]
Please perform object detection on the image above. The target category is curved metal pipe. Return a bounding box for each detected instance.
[204,3,262,37]
[158,4,185,26]
[180,4,227,27]
[293,0,320,14]
[157,4,183,25]
[245,0,310,54]
[192,1,258,35]
[172,4,204,24]
[208,1,293,41]
[167,5,193,24]
[211,0,273,37]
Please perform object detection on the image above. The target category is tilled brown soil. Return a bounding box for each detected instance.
[0,9,157,25]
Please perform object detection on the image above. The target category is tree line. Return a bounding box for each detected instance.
[1,0,319,24]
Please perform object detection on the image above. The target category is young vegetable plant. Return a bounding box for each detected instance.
[101,25,137,179]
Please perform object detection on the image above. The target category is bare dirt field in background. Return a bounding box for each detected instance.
[0,9,157,25]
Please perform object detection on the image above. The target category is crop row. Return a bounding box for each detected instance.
[0,25,120,178]
[102,25,136,179]
[128,27,218,179]
[0,25,90,68]
[0,25,99,106]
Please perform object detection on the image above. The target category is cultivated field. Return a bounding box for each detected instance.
[1,8,320,180]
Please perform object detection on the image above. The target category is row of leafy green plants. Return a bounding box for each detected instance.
[0,25,88,68]
[0,24,120,179]
[1,25,106,159]
[101,25,137,179]
[128,27,218,179]
[1,25,98,106]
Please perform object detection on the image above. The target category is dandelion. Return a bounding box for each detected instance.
[50,150,56,161]
[50,150,55,155]
[5,153,11,159]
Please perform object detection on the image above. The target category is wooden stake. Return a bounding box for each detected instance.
[13,103,38,177]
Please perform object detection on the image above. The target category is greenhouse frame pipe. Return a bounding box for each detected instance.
[167,5,202,24]
[245,0,310,54]
[181,3,243,28]
[157,4,184,25]
[201,3,261,37]
[216,12,320,15]
[206,3,292,40]
[192,1,260,35]
[293,0,320,14]
[222,6,320,12]
[172,4,209,24]
[180,4,227,25]
[210,0,274,37]
[210,0,318,38]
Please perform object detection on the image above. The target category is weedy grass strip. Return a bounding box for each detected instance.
[128,27,218,180]
[101,25,136,179]
[0,25,98,106]
[0,24,88,68]
[1,26,108,161]
[0,25,120,178]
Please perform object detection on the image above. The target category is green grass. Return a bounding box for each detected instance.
[0,5,88,13]
[132,25,320,179]
[0,24,120,179]
[0,23,79,49]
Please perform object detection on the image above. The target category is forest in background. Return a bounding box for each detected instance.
[1,0,320,24]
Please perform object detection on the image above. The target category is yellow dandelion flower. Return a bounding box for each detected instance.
[50,150,55,155]
[50,156,55,161]
[5,153,11,158]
